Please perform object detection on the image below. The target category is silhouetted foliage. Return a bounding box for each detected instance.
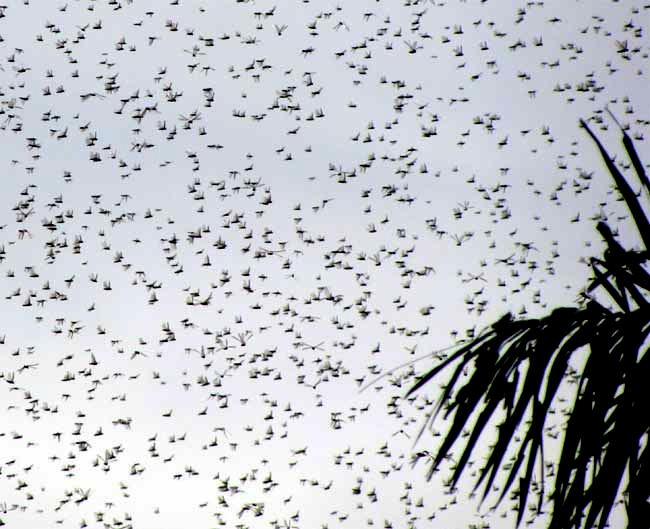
[407,116,650,529]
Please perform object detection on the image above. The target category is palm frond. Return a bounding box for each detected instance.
[407,115,650,529]
[580,119,650,252]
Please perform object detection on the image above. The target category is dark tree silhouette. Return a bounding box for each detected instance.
[407,116,650,529]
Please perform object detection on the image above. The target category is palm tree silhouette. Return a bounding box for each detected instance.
[406,115,650,529]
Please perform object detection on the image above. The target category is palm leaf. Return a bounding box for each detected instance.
[407,115,650,529]
[580,119,650,252]
[606,107,650,199]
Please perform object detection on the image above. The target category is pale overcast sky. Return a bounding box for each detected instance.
[0,1,647,528]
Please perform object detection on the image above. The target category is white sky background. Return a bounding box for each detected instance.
[0,0,647,528]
